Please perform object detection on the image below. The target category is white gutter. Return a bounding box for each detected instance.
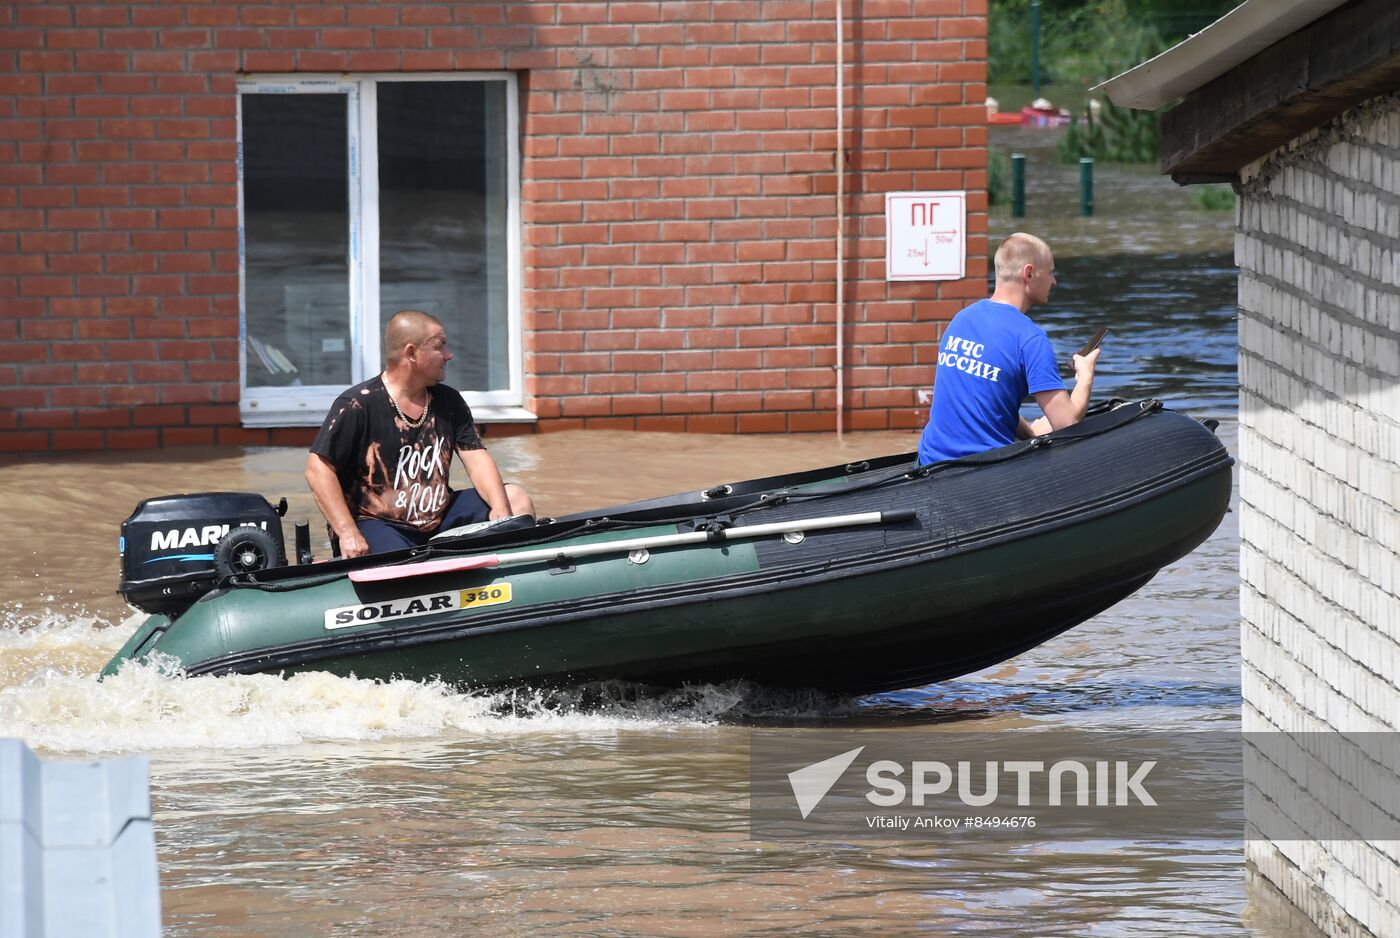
[1094,0,1349,109]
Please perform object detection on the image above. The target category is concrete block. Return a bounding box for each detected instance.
[0,740,160,938]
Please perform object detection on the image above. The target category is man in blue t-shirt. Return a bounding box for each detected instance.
[918,233,1100,464]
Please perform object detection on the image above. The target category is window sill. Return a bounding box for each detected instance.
[240,402,537,429]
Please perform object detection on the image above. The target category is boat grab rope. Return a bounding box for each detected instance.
[720,399,1163,515]
[229,568,347,591]
[231,399,1162,594]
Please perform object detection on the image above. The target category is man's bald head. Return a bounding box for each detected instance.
[384,309,442,366]
[993,233,1053,282]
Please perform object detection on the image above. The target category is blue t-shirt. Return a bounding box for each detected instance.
[917,299,1066,464]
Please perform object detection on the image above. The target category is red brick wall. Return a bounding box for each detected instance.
[0,1,988,453]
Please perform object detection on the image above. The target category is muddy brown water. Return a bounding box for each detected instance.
[0,136,1316,936]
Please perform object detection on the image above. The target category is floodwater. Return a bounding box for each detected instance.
[0,133,1314,936]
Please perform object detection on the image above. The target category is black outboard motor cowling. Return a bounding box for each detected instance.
[119,492,286,615]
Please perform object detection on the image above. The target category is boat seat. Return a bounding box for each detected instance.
[430,514,536,541]
[327,514,538,556]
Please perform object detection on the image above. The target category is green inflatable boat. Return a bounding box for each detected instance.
[104,400,1232,694]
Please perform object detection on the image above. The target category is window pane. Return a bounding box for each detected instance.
[242,94,350,389]
[378,81,510,392]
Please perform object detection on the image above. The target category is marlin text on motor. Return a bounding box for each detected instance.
[150,522,270,551]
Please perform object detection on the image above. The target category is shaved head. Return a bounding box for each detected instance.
[994,233,1052,282]
[384,309,442,366]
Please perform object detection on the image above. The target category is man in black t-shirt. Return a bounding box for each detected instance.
[306,309,535,557]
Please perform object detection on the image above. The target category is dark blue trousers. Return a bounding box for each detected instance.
[356,488,492,554]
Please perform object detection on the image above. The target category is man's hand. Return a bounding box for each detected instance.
[1072,346,1100,380]
[337,528,369,559]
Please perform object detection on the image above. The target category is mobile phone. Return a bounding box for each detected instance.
[1077,327,1108,358]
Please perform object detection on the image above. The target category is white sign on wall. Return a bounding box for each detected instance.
[885,191,966,281]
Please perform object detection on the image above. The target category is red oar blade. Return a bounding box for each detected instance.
[348,553,500,583]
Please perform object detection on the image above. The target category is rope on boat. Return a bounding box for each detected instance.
[232,399,1161,594]
[729,400,1161,512]
[231,569,347,592]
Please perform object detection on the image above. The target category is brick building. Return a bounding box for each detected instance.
[1106,1,1399,934]
[0,1,989,453]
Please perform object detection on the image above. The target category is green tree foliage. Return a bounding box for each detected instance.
[992,0,1236,164]
[1191,184,1236,211]
[990,0,1236,83]
[1058,96,1159,164]
[1055,0,1166,89]
[988,0,1090,86]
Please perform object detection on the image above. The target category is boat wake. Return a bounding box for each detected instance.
[2,608,1238,755]
[0,610,869,755]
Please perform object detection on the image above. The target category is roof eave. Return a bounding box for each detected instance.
[1094,0,1350,110]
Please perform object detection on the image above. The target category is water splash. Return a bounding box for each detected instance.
[0,611,870,756]
[0,602,130,686]
[508,679,866,723]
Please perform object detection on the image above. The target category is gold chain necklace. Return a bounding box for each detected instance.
[387,385,429,429]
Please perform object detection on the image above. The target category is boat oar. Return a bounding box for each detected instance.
[349,509,917,583]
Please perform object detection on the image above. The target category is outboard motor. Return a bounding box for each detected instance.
[118,492,287,615]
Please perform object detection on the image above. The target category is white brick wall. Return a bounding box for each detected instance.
[1237,92,1400,937]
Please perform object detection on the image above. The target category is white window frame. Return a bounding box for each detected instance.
[236,73,528,428]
